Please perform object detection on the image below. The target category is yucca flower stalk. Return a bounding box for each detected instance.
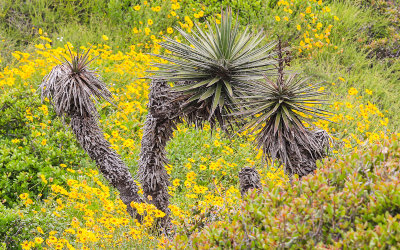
[40,46,143,218]
[150,8,277,131]
[240,42,331,178]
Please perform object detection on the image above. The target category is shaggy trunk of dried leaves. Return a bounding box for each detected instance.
[285,129,331,178]
[239,167,262,196]
[138,80,181,228]
[70,113,143,218]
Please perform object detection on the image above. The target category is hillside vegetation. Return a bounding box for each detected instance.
[0,0,399,249]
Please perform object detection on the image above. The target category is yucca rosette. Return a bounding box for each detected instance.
[240,73,331,177]
[40,46,113,118]
[150,8,277,130]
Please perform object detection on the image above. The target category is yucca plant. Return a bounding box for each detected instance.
[150,8,277,130]
[139,8,278,228]
[40,46,143,218]
[240,42,331,178]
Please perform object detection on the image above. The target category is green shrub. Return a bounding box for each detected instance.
[169,134,400,249]
[0,204,31,248]
[0,88,88,207]
[0,201,70,249]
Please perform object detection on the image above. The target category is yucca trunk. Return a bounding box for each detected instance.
[70,113,143,217]
[138,80,181,227]
[286,129,330,178]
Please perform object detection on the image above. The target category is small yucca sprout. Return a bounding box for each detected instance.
[239,167,262,196]
[150,8,277,130]
[240,42,331,177]
[40,46,113,118]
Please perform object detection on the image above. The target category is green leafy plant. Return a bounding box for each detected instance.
[140,8,278,228]
[0,88,83,207]
[167,134,400,249]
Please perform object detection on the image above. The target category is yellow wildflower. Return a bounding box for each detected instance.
[172,179,180,187]
[19,193,29,200]
[37,227,44,234]
[34,237,44,244]
[348,87,358,96]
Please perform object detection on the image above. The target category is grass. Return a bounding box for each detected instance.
[306,2,400,129]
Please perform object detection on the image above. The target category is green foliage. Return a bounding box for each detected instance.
[167,125,261,193]
[0,200,72,249]
[0,89,30,137]
[180,0,265,23]
[0,204,23,248]
[242,73,329,135]
[171,135,400,248]
[0,204,35,248]
[0,88,88,207]
[0,0,108,34]
[314,2,400,128]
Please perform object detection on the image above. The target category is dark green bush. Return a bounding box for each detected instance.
[169,134,400,249]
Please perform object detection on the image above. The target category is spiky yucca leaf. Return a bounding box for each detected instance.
[40,46,113,118]
[241,73,331,177]
[150,8,277,129]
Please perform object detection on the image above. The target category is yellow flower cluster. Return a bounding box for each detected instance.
[323,81,390,151]
[18,169,167,249]
[274,0,339,57]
